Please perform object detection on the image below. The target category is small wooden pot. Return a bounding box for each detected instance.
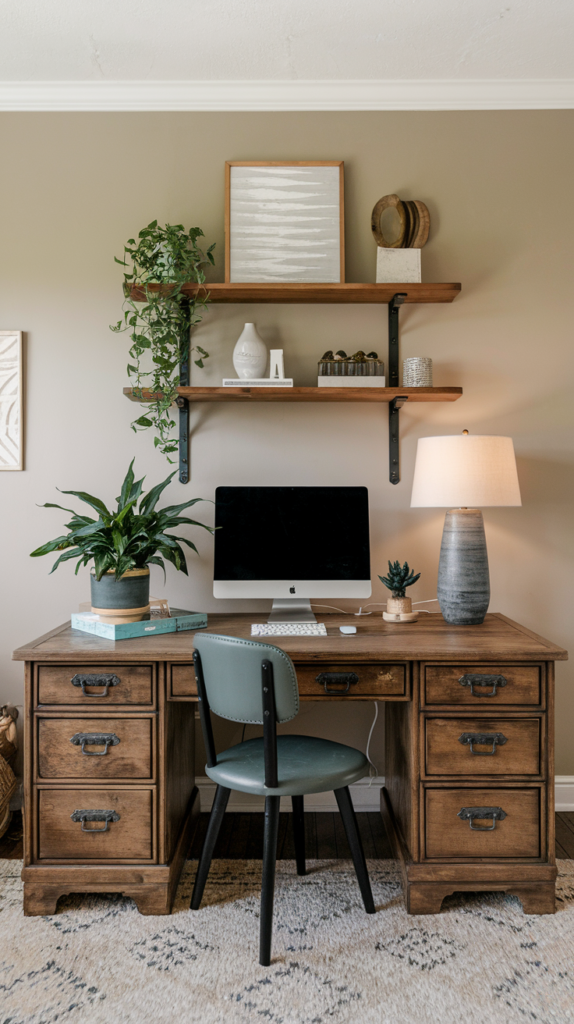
[386,595,412,616]
[90,568,150,624]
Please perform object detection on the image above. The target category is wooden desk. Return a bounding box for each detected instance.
[13,612,567,916]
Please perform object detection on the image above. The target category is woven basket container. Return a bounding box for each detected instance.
[402,356,433,387]
[0,755,17,839]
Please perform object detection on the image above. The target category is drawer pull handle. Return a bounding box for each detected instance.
[458,732,508,756]
[315,671,359,695]
[70,732,120,756]
[459,673,507,698]
[71,673,120,697]
[457,806,507,831]
[70,809,120,833]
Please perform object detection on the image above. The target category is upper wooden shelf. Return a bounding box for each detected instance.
[124,386,463,405]
[128,282,461,305]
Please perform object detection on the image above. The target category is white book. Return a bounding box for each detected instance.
[317,376,386,387]
[222,379,294,387]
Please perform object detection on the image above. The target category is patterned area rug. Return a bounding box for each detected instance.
[2,859,574,1024]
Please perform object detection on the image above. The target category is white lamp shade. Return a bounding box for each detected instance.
[410,434,522,508]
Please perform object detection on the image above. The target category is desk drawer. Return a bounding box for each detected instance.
[37,717,154,780]
[37,787,154,861]
[37,664,154,707]
[424,787,541,860]
[424,717,542,776]
[297,663,406,697]
[424,665,541,707]
[170,664,196,698]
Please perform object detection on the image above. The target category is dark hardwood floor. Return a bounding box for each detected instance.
[2,810,574,861]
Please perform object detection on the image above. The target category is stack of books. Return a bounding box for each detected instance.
[71,609,207,641]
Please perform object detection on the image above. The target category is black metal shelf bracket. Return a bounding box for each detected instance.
[388,293,408,485]
[177,298,191,484]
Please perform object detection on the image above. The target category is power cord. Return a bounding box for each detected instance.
[365,701,380,783]
[311,599,439,616]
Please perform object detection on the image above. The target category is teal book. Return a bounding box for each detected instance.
[71,609,208,641]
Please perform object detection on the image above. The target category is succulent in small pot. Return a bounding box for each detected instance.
[379,560,421,617]
[30,460,213,623]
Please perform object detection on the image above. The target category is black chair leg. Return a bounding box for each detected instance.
[334,786,376,914]
[190,784,231,910]
[291,795,306,876]
[260,795,280,966]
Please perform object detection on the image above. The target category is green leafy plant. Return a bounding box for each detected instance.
[111,221,215,460]
[378,560,421,598]
[30,460,213,580]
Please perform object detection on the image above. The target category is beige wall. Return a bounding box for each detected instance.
[1,111,573,778]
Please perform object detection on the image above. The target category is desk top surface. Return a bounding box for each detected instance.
[13,612,568,663]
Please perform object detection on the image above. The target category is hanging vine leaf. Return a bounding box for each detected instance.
[111,222,216,461]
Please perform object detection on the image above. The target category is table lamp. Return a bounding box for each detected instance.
[410,432,521,624]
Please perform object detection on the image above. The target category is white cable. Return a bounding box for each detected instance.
[365,701,379,783]
[412,599,439,606]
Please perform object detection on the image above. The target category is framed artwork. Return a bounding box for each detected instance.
[225,161,345,284]
[0,331,23,471]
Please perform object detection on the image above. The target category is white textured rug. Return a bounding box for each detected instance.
[2,859,574,1024]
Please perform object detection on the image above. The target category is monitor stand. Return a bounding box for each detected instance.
[267,598,317,624]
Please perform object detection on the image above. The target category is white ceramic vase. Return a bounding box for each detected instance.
[232,323,268,379]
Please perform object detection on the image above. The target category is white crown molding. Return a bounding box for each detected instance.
[1,79,574,112]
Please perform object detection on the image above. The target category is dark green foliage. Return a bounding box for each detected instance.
[30,460,213,581]
[378,560,421,598]
[111,221,215,461]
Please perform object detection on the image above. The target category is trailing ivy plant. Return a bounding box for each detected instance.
[111,221,215,461]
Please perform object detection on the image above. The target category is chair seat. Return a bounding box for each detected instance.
[206,734,369,797]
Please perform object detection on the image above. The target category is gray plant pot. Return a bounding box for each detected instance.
[437,509,490,625]
[90,568,150,623]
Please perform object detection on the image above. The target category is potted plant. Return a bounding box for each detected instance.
[111,221,215,461]
[30,460,213,623]
[379,560,421,620]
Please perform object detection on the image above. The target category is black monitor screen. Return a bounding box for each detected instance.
[214,486,370,581]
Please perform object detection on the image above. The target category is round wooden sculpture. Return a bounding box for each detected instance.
[371,194,430,249]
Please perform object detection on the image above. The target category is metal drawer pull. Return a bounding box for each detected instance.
[71,673,120,697]
[70,732,120,756]
[459,673,507,698]
[458,732,508,756]
[315,671,359,695]
[457,806,507,831]
[70,809,120,833]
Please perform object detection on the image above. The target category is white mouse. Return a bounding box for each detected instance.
[339,625,357,635]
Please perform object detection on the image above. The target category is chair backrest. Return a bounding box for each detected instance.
[194,633,299,724]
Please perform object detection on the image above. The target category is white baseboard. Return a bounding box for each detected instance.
[195,775,384,813]
[195,776,574,814]
[555,777,574,812]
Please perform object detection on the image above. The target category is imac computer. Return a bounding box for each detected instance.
[213,486,371,622]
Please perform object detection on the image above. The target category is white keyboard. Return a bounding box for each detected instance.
[251,623,328,637]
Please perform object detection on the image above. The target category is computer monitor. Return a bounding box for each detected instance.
[213,486,371,622]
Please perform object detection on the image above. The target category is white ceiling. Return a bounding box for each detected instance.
[1,0,573,109]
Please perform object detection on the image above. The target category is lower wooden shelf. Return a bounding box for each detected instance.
[124,386,463,404]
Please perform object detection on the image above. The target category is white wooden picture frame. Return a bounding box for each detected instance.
[0,331,23,471]
[225,161,345,284]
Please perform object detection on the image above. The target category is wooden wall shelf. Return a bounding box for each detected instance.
[123,282,463,484]
[128,282,461,305]
[124,386,462,405]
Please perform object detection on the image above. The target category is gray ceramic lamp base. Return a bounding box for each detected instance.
[437,509,490,625]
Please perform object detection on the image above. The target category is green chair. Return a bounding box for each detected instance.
[190,633,375,966]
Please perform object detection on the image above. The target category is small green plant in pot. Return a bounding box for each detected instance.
[30,460,213,623]
[379,560,421,619]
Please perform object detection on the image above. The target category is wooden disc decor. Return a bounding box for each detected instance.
[371,194,430,249]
